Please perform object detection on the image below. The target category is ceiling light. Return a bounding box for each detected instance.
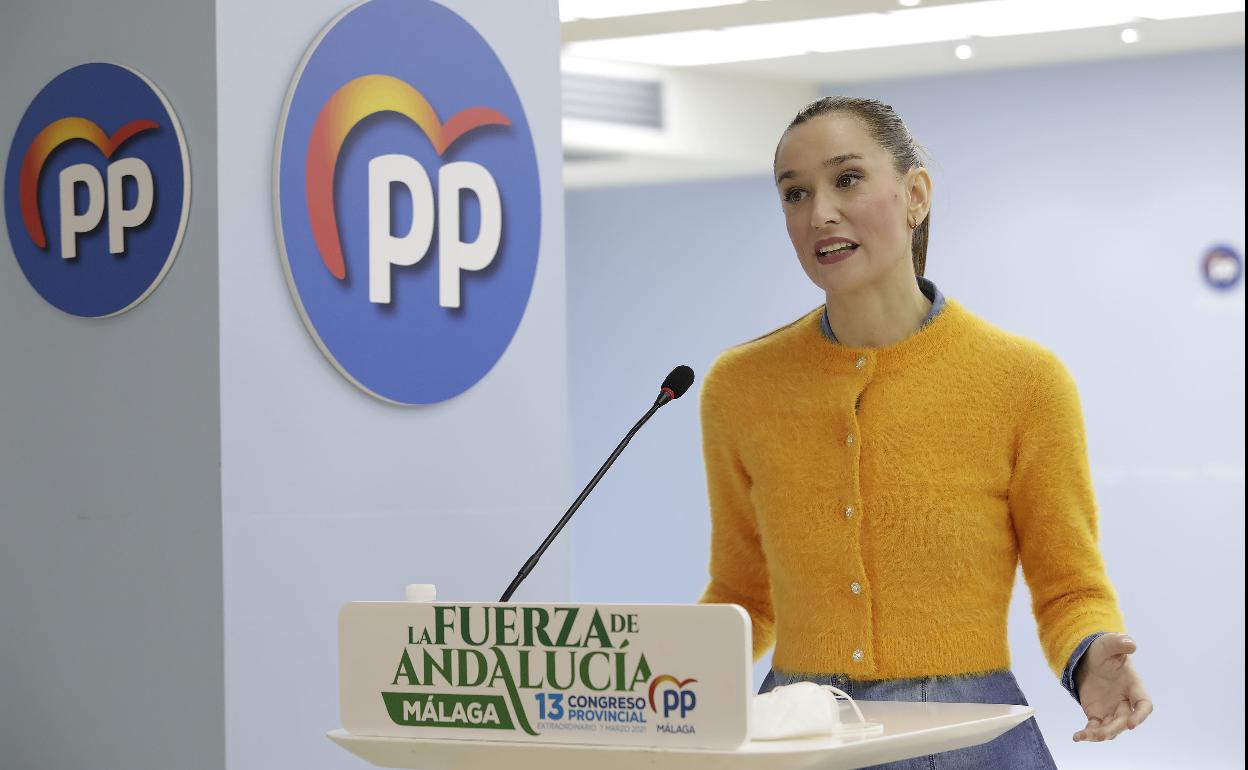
[899,0,922,6]
[1121,27,1140,43]
[565,13,969,66]
[900,0,1136,38]
[560,0,750,23]
[955,44,974,59]
[1118,0,1244,20]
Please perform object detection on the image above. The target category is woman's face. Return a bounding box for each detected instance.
[774,113,927,294]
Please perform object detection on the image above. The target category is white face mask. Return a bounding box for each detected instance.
[750,681,884,741]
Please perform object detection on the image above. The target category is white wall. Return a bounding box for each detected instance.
[566,48,1245,769]
[215,1,568,769]
[0,2,223,769]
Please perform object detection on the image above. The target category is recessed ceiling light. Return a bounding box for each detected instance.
[899,0,922,6]
[1121,27,1140,43]
[955,44,974,59]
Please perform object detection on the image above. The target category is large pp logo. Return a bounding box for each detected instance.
[4,63,190,317]
[275,0,541,405]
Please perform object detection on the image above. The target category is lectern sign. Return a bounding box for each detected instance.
[339,602,751,749]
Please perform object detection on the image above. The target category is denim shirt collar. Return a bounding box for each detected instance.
[820,276,946,344]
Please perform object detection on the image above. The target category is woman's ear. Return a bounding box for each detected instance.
[907,167,932,225]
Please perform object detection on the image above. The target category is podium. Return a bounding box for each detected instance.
[330,593,1035,769]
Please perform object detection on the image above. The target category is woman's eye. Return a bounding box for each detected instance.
[838,172,862,188]
[783,188,807,203]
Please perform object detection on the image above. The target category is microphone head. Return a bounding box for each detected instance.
[660,365,696,400]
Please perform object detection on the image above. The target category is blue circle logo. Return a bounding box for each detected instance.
[4,63,190,317]
[275,0,541,405]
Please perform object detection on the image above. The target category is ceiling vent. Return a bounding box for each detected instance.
[562,71,663,129]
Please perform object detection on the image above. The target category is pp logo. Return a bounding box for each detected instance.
[4,63,190,317]
[275,0,541,404]
[649,675,698,719]
[1202,244,1242,291]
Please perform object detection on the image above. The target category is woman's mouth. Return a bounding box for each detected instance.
[816,241,859,264]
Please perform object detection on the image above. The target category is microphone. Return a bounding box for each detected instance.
[499,365,696,602]
[655,364,695,407]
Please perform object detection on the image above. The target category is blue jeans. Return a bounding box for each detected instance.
[760,668,1058,770]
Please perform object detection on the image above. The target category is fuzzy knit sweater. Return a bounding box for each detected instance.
[697,296,1128,681]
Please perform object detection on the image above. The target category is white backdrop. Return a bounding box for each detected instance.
[217,1,568,769]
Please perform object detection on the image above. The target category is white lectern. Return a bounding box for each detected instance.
[330,593,1034,769]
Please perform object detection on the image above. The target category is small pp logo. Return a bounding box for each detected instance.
[275,0,541,405]
[649,675,698,719]
[1202,244,1242,291]
[4,63,190,317]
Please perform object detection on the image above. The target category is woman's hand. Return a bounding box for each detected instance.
[1072,633,1153,742]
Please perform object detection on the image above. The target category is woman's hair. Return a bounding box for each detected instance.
[778,96,931,277]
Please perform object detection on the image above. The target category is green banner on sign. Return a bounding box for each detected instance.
[381,692,515,730]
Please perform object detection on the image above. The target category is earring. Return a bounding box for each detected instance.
[907,215,917,230]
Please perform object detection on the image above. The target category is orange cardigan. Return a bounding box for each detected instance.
[698,298,1127,680]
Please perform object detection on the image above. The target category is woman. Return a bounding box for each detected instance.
[697,96,1153,768]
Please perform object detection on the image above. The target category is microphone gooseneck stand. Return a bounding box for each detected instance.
[498,397,670,603]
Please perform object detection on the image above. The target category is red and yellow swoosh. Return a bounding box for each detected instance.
[305,74,510,280]
[648,675,698,712]
[19,117,158,248]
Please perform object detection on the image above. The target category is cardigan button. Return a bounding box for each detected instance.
[852,649,864,662]
[844,505,855,518]
[855,356,867,369]
[851,582,862,594]
[846,433,855,445]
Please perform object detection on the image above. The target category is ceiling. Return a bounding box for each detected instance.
[561,0,1244,82]
[558,0,1245,187]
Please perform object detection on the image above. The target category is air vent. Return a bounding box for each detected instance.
[562,72,663,129]
[562,149,626,163]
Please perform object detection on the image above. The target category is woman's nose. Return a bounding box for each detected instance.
[809,191,841,228]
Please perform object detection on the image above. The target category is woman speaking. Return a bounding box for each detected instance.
[697,96,1153,768]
